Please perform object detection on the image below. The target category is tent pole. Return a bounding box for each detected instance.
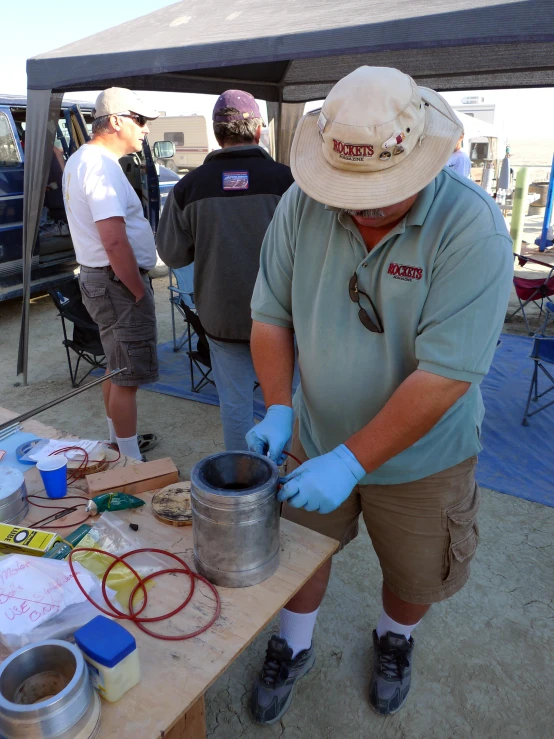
[18,89,63,385]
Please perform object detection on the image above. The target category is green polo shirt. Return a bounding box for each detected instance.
[251,168,513,484]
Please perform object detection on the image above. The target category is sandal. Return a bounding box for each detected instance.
[108,433,159,454]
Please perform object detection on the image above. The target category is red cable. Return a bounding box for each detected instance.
[283,450,303,467]
[67,547,221,641]
[28,494,91,529]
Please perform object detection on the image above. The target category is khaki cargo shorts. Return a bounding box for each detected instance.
[79,266,159,387]
[282,426,480,604]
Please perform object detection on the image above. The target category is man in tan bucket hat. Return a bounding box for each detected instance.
[247,67,513,722]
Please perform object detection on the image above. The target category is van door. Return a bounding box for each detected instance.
[0,106,28,282]
[65,105,91,153]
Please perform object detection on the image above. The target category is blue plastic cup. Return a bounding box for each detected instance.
[37,455,68,499]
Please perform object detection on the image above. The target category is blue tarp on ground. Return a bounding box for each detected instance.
[94,334,554,508]
[477,333,554,507]
[95,340,267,420]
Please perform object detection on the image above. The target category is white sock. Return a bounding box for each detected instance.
[279,607,319,658]
[376,610,420,641]
[115,435,142,461]
[106,417,117,444]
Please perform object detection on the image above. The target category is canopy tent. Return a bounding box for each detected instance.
[19,0,554,380]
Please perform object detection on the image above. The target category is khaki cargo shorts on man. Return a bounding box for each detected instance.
[79,266,159,387]
[282,426,480,604]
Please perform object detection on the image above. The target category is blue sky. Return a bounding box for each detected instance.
[2,0,554,142]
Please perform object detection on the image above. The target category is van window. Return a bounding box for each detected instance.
[0,113,20,166]
[164,132,184,146]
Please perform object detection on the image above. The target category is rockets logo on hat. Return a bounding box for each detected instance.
[333,140,374,161]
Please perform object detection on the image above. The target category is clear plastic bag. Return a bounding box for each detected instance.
[72,512,166,608]
[0,554,114,652]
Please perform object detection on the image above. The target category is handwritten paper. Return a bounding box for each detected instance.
[0,554,99,637]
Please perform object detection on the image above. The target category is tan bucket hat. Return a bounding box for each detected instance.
[93,87,159,120]
[290,66,462,209]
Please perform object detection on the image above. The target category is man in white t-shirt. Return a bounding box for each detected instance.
[446,134,472,178]
[62,88,160,461]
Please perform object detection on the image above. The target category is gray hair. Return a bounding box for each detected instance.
[213,107,263,145]
[91,114,112,134]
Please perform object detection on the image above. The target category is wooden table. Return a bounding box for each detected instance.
[0,408,338,738]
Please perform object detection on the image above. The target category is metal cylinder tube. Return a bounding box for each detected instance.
[0,640,100,739]
[0,468,29,526]
[191,451,280,588]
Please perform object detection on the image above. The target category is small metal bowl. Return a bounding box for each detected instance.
[0,640,100,739]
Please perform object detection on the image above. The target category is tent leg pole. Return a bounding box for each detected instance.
[22,291,30,386]
[538,154,554,253]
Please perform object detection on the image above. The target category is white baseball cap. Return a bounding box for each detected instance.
[93,87,159,120]
[290,66,463,209]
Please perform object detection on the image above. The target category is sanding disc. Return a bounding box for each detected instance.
[152,482,192,526]
[67,448,106,472]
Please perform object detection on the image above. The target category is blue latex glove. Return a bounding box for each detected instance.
[245,405,294,465]
[279,444,366,514]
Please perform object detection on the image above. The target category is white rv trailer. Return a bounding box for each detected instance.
[147,115,209,173]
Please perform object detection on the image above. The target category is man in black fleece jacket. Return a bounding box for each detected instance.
[157,90,294,450]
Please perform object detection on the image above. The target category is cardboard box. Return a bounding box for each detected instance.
[0,523,61,556]
[86,457,179,497]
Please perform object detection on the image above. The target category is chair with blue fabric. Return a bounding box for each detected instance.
[168,264,195,351]
[522,303,554,425]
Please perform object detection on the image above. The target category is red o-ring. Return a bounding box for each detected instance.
[102,548,194,622]
[130,568,221,641]
[68,547,148,619]
[67,546,221,641]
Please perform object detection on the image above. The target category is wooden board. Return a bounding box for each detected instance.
[86,457,179,496]
[0,408,339,739]
[152,482,192,526]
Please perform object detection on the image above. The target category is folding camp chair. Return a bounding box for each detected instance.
[168,265,195,351]
[522,299,554,424]
[507,254,554,334]
[48,278,106,387]
[522,332,554,426]
[181,302,215,392]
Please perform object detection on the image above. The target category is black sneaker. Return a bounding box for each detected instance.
[250,635,315,725]
[369,630,414,715]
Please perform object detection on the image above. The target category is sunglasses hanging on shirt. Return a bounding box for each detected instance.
[349,273,384,333]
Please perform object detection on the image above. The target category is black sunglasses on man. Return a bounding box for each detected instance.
[118,113,148,128]
[349,273,384,333]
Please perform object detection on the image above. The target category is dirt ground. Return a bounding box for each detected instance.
[1,222,553,738]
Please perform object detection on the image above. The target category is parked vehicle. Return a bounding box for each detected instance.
[147,115,209,173]
[0,95,177,302]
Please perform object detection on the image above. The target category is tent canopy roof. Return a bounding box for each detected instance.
[27,0,554,102]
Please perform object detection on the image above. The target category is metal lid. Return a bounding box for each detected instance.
[191,451,278,507]
[0,468,25,506]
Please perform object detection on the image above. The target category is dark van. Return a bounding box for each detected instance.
[0,95,178,301]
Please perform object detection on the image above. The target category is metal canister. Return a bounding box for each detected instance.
[191,451,280,588]
[0,640,100,739]
[0,468,29,525]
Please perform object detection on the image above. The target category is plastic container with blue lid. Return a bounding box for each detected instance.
[74,616,140,702]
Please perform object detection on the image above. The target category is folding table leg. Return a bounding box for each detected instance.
[164,695,206,739]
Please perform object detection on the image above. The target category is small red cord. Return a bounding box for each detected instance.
[283,450,302,467]
[27,493,91,528]
[48,445,120,482]
[27,442,121,528]
[68,547,221,641]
